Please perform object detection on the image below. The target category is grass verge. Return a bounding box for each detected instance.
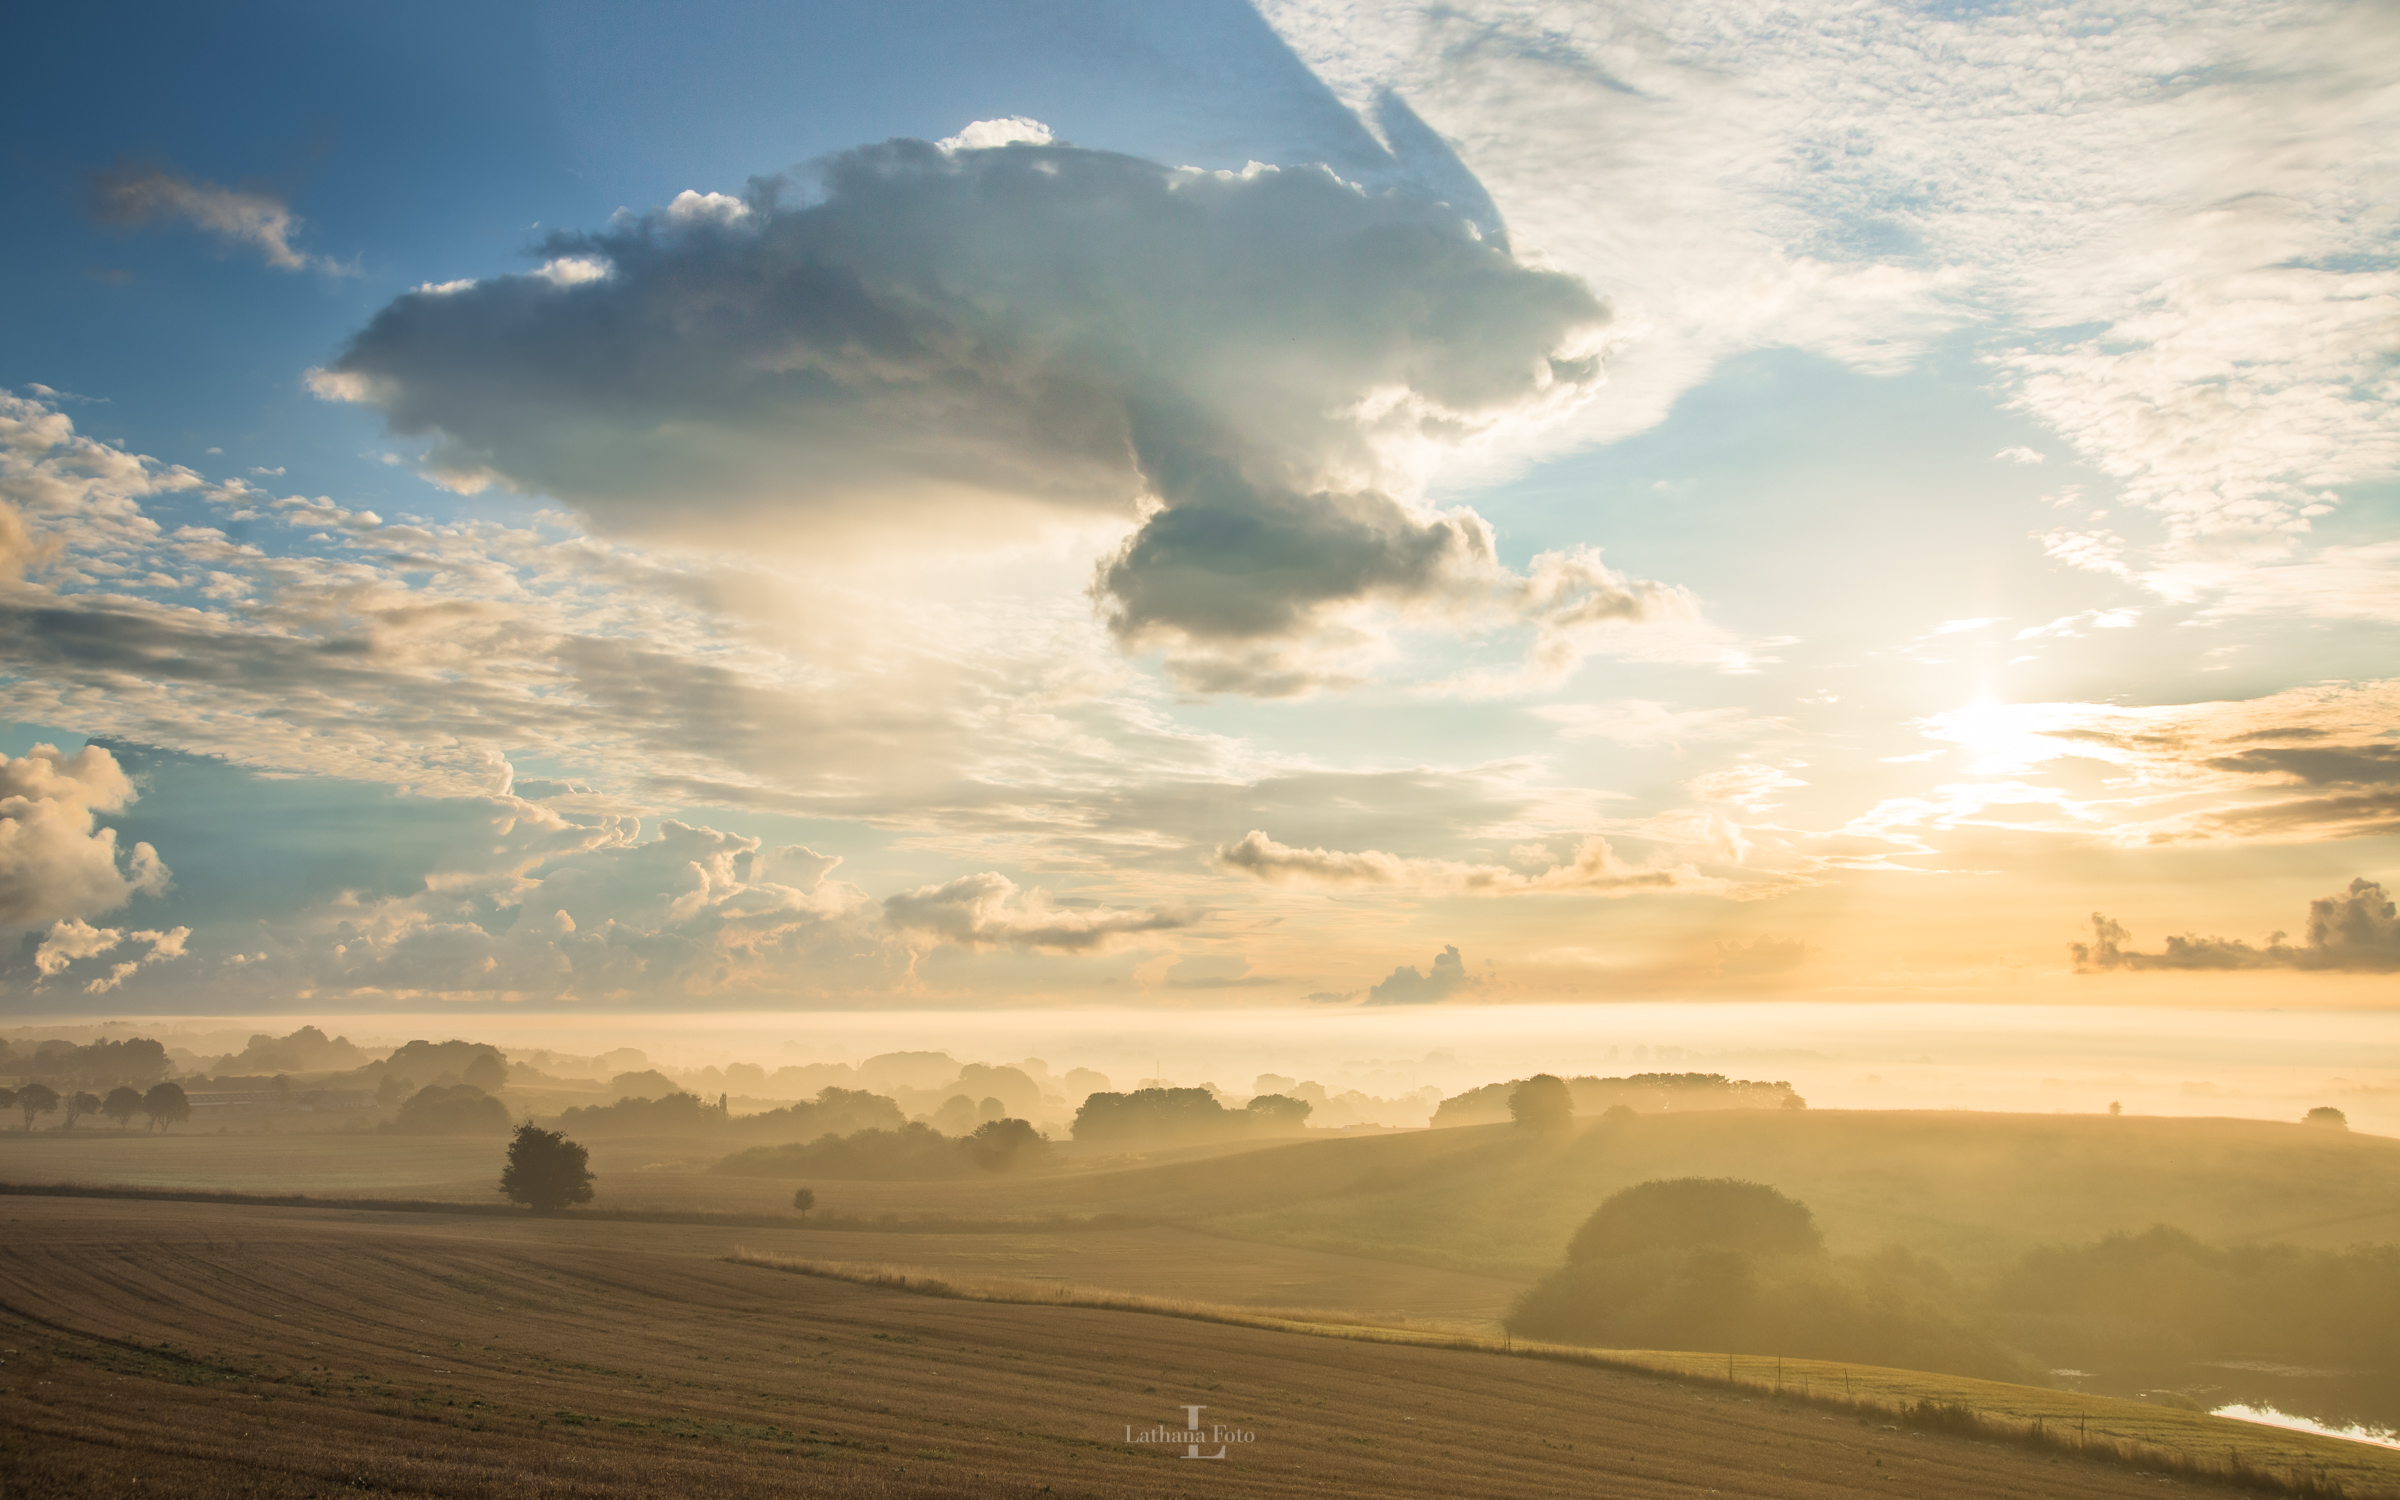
[729,1250,2400,1500]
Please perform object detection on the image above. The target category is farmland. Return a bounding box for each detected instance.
[0,1194,2361,1499]
[12,1106,2397,1279]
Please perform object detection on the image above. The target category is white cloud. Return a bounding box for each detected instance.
[209,811,891,1003]
[663,190,749,224]
[309,137,1705,694]
[1214,828,1727,897]
[1859,680,2400,846]
[1258,0,2400,620]
[533,255,611,287]
[939,117,1054,152]
[37,920,191,993]
[0,744,170,929]
[34,917,121,976]
[1994,446,2046,465]
[882,870,1191,952]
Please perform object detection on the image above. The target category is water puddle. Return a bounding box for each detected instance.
[2212,1404,2400,1450]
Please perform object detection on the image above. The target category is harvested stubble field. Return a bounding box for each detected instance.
[0,1196,2279,1500]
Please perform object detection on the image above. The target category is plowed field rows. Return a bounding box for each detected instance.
[0,1198,2236,1498]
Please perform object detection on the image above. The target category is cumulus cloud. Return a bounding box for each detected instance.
[1215,828,1722,896]
[1366,943,1473,1004]
[88,161,342,274]
[32,919,190,992]
[939,117,1053,152]
[309,135,1690,692]
[882,871,1192,953]
[2074,879,2400,973]
[0,744,170,929]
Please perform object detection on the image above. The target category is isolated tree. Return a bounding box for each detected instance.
[141,1081,191,1132]
[64,1091,101,1129]
[500,1122,594,1211]
[2305,1106,2349,1130]
[791,1187,815,1218]
[102,1086,144,1128]
[18,1082,61,1131]
[2107,1101,2123,1117]
[1510,1074,1574,1133]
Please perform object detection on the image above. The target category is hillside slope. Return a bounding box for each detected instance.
[0,1197,2295,1500]
[656,1108,2400,1277]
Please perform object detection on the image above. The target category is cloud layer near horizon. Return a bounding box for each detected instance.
[2075,879,2400,973]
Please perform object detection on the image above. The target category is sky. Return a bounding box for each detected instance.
[1,0,2395,1017]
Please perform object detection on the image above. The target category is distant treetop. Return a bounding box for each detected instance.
[1566,1177,1822,1263]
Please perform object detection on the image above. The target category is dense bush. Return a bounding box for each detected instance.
[712,1123,976,1180]
[1989,1225,2400,1370]
[1070,1087,1312,1147]
[962,1117,1051,1172]
[391,1084,510,1135]
[1508,1177,2034,1382]
[1435,1073,1803,1126]
[1566,1178,1822,1262]
[379,1039,508,1086]
[554,1085,903,1140]
[9,1037,171,1089]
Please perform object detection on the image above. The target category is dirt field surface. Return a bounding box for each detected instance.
[0,1197,2263,1500]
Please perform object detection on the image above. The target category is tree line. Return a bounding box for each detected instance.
[1,1081,190,1131]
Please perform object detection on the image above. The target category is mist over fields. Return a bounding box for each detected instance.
[8,999,2400,1493]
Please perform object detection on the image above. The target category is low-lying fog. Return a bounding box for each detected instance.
[49,1002,2400,1133]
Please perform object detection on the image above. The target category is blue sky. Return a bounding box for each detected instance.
[2,0,2394,1012]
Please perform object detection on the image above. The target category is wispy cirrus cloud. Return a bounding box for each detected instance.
[1214,827,1738,897]
[1258,0,2400,621]
[1841,681,2400,848]
[882,871,1193,952]
[88,160,348,274]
